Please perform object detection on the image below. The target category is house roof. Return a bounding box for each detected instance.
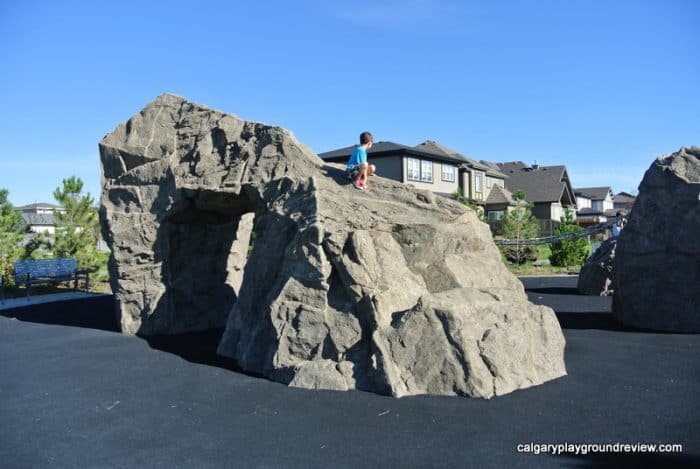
[318,141,466,165]
[22,213,55,226]
[15,202,62,212]
[485,185,516,205]
[613,192,636,203]
[413,141,489,170]
[574,187,612,201]
[412,141,508,179]
[477,160,508,178]
[496,161,576,206]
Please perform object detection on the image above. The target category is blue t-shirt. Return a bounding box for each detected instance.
[612,219,623,237]
[347,146,367,169]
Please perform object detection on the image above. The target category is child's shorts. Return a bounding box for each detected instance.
[346,166,361,181]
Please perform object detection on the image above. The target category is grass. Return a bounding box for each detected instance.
[505,262,578,276]
[501,243,582,276]
[2,280,112,300]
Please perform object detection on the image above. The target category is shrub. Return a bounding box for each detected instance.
[549,209,589,267]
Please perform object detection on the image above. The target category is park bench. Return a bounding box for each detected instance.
[2,258,89,300]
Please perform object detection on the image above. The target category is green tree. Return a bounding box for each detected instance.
[549,209,589,267]
[0,189,26,282]
[51,177,102,272]
[499,199,538,264]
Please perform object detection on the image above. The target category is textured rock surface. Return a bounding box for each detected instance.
[100,94,566,398]
[578,237,617,296]
[613,146,700,332]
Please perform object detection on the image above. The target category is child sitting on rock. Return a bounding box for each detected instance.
[347,131,376,190]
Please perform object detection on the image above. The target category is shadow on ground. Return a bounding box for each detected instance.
[520,276,680,334]
[144,328,249,374]
[526,287,580,295]
[1,295,120,332]
[0,276,683,377]
[0,295,244,373]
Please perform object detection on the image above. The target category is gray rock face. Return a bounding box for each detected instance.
[613,146,700,332]
[100,94,566,398]
[578,237,617,296]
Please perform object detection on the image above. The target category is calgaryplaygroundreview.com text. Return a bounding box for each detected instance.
[517,442,683,456]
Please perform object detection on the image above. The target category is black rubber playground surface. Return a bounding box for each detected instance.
[1,276,699,468]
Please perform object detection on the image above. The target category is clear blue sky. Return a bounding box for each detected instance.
[1,0,698,206]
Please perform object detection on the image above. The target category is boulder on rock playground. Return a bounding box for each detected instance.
[99,94,567,398]
[613,146,700,332]
[578,237,617,296]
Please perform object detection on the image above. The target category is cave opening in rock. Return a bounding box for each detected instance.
[156,191,257,333]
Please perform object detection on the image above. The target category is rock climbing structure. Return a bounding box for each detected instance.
[100,94,567,398]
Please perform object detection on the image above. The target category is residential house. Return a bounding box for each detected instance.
[15,203,65,234]
[318,141,464,196]
[318,140,517,220]
[477,160,514,221]
[613,191,636,211]
[496,161,577,227]
[15,202,110,252]
[413,141,516,220]
[574,187,615,225]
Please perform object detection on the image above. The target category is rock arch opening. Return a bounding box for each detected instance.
[146,190,257,335]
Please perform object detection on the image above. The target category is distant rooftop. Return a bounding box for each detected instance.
[318,141,467,165]
[319,140,508,178]
[613,192,636,202]
[15,202,62,212]
[496,161,574,205]
[484,184,516,205]
[22,213,55,226]
[574,187,612,201]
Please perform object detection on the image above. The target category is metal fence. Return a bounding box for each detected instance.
[494,219,615,246]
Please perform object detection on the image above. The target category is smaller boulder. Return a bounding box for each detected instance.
[577,237,617,296]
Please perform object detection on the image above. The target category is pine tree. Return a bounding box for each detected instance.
[51,177,101,272]
[499,195,538,264]
[0,189,26,282]
[549,209,589,267]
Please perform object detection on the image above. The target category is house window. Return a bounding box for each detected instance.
[407,157,434,183]
[407,158,421,181]
[488,210,504,221]
[486,177,493,188]
[441,164,456,182]
[420,160,433,183]
[475,174,483,193]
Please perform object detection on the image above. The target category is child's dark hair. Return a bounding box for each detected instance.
[360,131,373,145]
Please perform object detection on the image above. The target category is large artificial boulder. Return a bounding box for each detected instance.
[613,146,700,332]
[100,94,566,398]
[577,237,617,296]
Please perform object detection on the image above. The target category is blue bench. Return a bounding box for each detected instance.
[4,258,89,299]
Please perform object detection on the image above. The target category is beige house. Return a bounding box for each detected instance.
[319,141,464,195]
[319,140,516,218]
[413,141,515,219]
